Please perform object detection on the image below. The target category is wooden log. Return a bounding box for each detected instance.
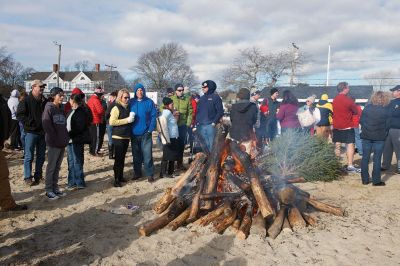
[203,124,228,210]
[282,217,292,233]
[167,207,191,231]
[302,213,317,227]
[213,208,238,234]
[288,207,307,229]
[237,213,252,240]
[230,142,274,219]
[250,213,266,237]
[171,152,207,197]
[139,197,187,236]
[224,172,251,192]
[285,176,306,183]
[193,202,231,226]
[200,192,242,201]
[267,207,287,239]
[306,198,345,217]
[276,186,296,205]
[231,218,241,232]
[153,187,175,214]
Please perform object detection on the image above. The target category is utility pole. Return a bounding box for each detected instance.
[290,42,299,86]
[105,64,117,92]
[326,45,331,86]
[53,41,61,88]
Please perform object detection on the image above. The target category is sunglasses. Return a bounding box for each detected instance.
[176,89,184,92]
[123,97,130,99]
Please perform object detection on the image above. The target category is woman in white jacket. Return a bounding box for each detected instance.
[158,97,179,178]
[297,94,321,135]
[7,89,22,150]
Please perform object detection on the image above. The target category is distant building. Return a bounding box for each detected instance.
[260,85,374,105]
[24,64,126,94]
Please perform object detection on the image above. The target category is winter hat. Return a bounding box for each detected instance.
[174,83,184,91]
[321,94,329,100]
[306,94,316,103]
[390,85,400,92]
[49,87,64,97]
[71,87,84,95]
[134,83,145,91]
[270,88,278,95]
[162,97,173,106]
[237,88,251,100]
[94,86,104,93]
[201,80,217,94]
[166,87,174,94]
[251,90,261,97]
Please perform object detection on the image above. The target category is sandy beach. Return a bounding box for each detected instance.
[1,138,400,266]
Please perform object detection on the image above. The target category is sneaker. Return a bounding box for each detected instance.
[76,185,86,189]
[54,191,67,197]
[46,192,59,200]
[372,181,386,186]
[347,165,361,173]
[24,178,33,186]
[66,185,76,191]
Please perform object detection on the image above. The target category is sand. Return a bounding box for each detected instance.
[1,141,400,265]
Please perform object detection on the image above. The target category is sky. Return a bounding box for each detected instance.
[1,0,400,88]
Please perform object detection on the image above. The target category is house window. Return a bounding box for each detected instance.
[80,77,85,80]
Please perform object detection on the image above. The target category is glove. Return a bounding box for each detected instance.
[127,112,135,123]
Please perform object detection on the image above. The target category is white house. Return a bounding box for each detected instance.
[24,64,126,94]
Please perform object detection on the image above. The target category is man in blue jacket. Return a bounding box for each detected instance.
[130,83,157,182]
[196,80,224,151]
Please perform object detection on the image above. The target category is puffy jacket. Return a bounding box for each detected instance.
[229,100,257,141]
[67,106,91,144]
[196,86,224,125]
[42,102,69,148]
[87,94,105,124]
[129,84,157,136]
[170,94,193,126]
[360,104,389,141]
[16,92,47,134]
[276,103,301,129]
[386,98,400,129]
[332,94,358,129]
[316,100,333,126]
[7,89,20,120]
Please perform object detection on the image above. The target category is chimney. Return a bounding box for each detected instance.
[53,64,59,73]
[95,63,100,72]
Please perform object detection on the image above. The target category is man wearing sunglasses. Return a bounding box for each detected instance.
[170,83,193,170]
[196,80,224,151]
[16,79,48,186]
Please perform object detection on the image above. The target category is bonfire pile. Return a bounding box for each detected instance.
[139,125,345,239]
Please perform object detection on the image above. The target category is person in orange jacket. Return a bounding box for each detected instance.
[87,87,105,156]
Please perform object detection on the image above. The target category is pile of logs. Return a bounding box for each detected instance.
[139,125,345,239]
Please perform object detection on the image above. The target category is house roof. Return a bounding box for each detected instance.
[260,85,374,100]
[27,71,121,82]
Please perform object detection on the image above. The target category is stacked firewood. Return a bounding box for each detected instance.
[139,125,345,239]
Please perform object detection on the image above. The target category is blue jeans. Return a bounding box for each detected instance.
[67,143,85,187]
[19,122,25,150]
[198,124,216,152]
[106,124,113,146]
[24,133,46,180]
[131,132,154,177]
[354,128,362,155]
[361,139,384,184]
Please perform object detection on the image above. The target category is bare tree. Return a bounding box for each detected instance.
[132,43,197,92]
[74,60,90,71]
[222,46,305,90]
[0,47,35,87]
[364,70,397,91]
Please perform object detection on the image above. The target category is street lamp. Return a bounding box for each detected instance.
[53,41,61,88]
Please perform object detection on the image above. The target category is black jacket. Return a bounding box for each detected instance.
[387,98,400,129]
[0,95,11,149]
[360,104,389,141]
[16,92,47,134]
[67,106,91,144]
[229,100,258,142]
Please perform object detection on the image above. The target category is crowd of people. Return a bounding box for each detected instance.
[1,79,399,211]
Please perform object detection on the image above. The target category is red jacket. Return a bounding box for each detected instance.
[352,105,362,128]
[87,94,105,124]
[332,94,358,129]
[191,98,198,126]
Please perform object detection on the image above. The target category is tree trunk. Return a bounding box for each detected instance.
[288,207,306,229]
[282,217,292,233]
[167,207,192,231]
[267,206,287,239]
[302,212,317,226]
[213,208,237,234]
[194,202,231,226]
[307,198,345,217]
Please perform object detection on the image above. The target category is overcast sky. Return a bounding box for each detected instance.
[1,0,399,87]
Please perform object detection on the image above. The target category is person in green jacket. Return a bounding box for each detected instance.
[170,84,193,170]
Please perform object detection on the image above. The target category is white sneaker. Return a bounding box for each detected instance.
[347,165,361,173]
[46,192,59,200]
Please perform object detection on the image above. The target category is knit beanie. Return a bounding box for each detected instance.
[162,97,173,106]
[270,88,279,95]
[237,88,251,100]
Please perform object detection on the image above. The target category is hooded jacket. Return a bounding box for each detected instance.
[67,106,91,144]
[196,84,224,125]
[7,89,20,120]
[87,94,105,124]
[229,100,258,142]
[16,92,47,134]
[129,84,157,136]
[42,102,69,148]
[316,99,333,126]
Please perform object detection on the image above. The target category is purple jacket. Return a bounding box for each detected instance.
[42,102,69,148]
[276,103,301,129]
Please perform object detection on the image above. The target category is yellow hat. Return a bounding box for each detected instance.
[321,94,329,100]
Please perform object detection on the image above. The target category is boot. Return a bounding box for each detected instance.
[108,144,115,159]
[114,179,122,187]
[159,161,168,179]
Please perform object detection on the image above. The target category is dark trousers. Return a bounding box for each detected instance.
[9,119,21,149]
[99,123,106,151]
[131,132,154,177]
[177,125,188,164]
[113,138,130,181]
[382,128,400,170]
[361,139,384,184]
[89,124,102,154]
